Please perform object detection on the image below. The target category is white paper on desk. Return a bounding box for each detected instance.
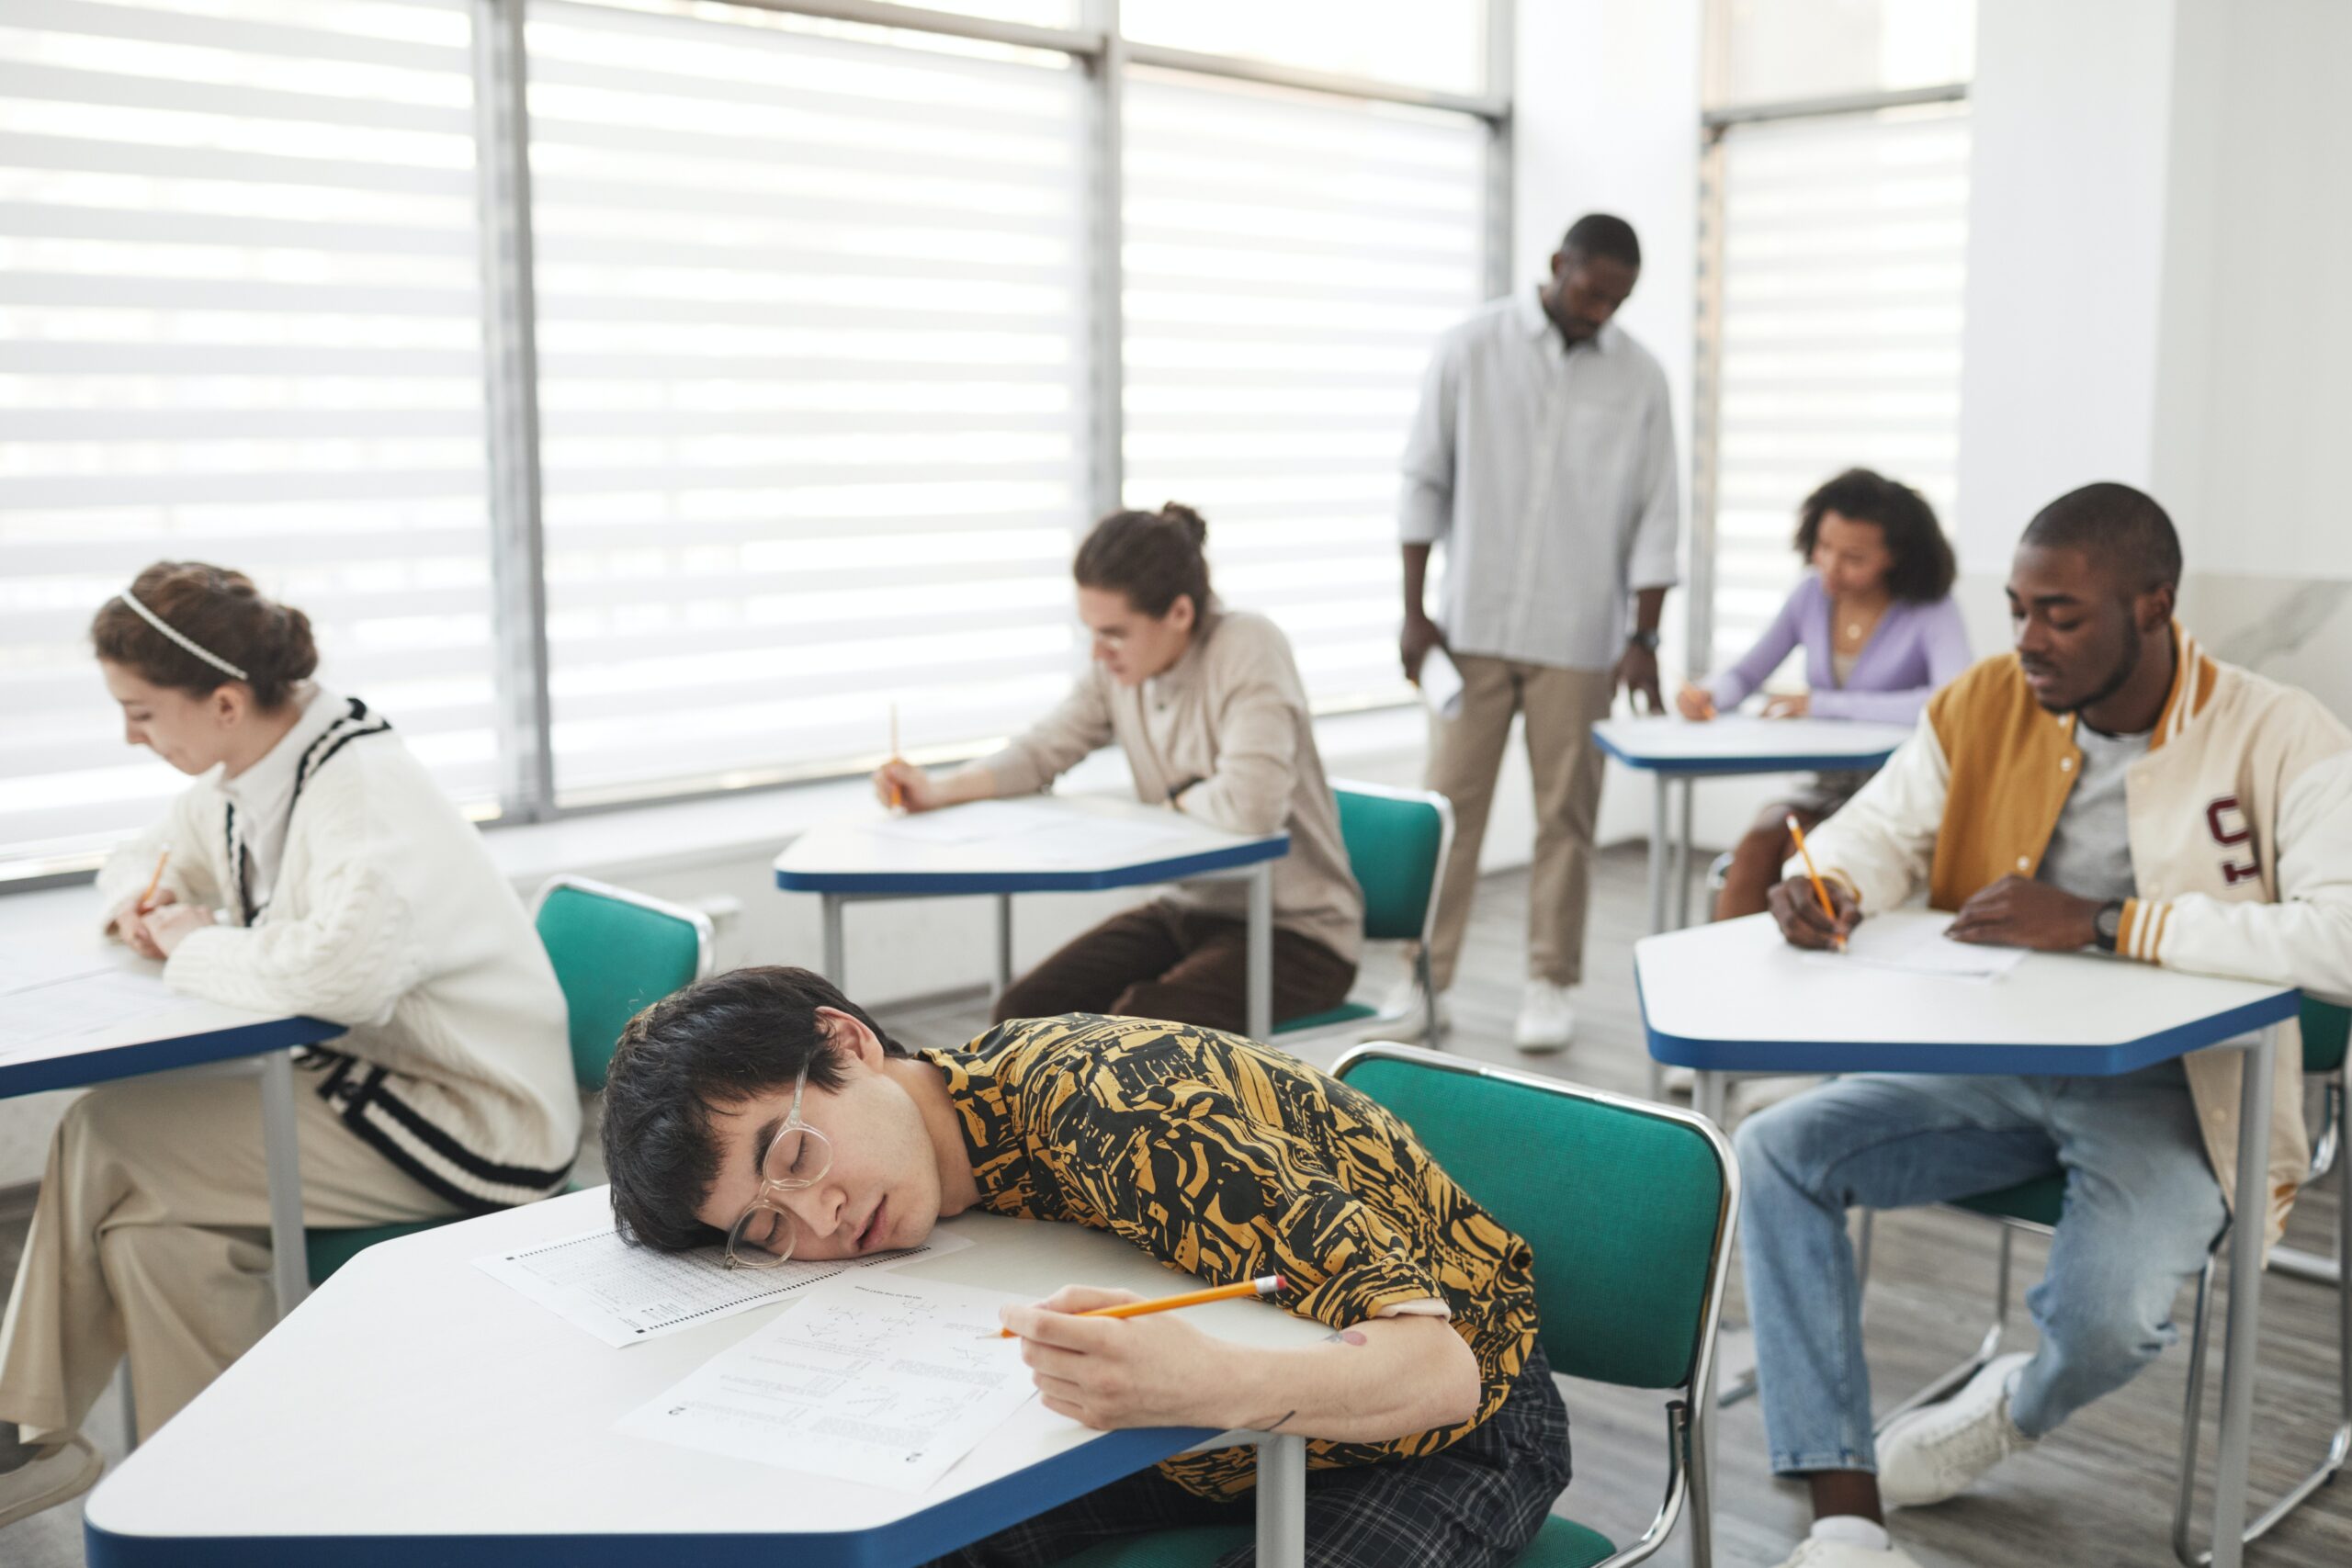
[0,962,183,1062]
[616,1274,1040,1492]
[1415,645,1465,720]
[474,1224,972,1348]
[867,798,1075,846]
[869,799,1204,865]
[1805,919,2030,980]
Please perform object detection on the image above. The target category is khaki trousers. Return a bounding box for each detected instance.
[1422,654,1615,993]
[0,1060,458,1443]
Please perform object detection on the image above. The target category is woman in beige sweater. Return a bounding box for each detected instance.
[874,504,1363,1035]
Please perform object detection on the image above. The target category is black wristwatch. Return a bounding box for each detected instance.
[2092,899,2124,953]
[1626,629,1661,652]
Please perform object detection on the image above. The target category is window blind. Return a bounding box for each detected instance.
[1120,69,1486,711]
[0,0,499,867]
[524,0,1091,803]
[1706,104,1971,672]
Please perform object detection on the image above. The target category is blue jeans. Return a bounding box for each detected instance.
[1734,1064,2227,1474]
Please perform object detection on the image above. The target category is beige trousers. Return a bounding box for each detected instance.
[0,1060,457,1443]
[1423,654,1615,992]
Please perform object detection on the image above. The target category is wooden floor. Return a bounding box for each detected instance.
[5,846,2347,1566]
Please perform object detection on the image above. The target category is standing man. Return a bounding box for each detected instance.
[1397,213,1680,1050]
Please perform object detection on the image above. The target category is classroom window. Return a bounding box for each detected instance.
[1692,0,1974,677]
[0,0,1506,875]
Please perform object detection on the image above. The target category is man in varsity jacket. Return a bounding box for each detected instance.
[1736,481,2352,1568]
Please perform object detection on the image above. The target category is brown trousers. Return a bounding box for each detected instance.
[991,900,1356,1037]
[1422,654,1616,992]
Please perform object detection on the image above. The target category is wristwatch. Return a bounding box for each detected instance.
[2093,899,2124,952]
[1626,629,1661,651]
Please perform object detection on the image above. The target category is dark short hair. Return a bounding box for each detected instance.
[90,560,320,709]
[1562,213,1641,270]
[1072,502,1213,619]
[601,966,908,1252]
[1793,468,1958,604]
[2019,481,2184,592]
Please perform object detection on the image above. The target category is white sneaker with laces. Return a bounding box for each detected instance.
[1376,976,1450,1041]
[0,1433,102,1529]
[1770,1537,1924,1568]
[1513,979,1576,1051]
[1875,1350,2038,1507]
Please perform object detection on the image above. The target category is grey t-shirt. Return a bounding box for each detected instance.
[2036,720,2150,905]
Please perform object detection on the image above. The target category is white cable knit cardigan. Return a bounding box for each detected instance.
[96,696,579,1211]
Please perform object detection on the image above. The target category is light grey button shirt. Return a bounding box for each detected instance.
[1398,288,1681,671]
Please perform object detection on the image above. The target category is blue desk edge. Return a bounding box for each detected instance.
[1592,731,1900,776]
[1636,966,2303,1077]
[0,1017,345,1100]
[776,834,1287,895]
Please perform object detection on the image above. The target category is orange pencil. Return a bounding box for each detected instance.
[134,849,170,915]
[992,1274,1283,1338]
[1785,814,1844,952]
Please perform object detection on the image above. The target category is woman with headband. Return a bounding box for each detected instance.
[0,562,576,1525]
[874,503,1363,1034]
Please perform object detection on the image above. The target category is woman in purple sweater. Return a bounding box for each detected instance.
[1676,468,1971,918]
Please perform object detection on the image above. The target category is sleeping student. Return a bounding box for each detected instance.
[873,503,1363,1036]
[1676,468,1972,919]
[601,967,1566,1567]
[0,562,577,1528]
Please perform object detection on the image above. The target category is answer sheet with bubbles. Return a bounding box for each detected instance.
[616,1274,1048,1492]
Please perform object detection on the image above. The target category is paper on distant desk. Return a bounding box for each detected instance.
[1807,919,2030,980]
[0,958,184,1063]
[616,1274,1041,1492]
[869,798,1205,866]
[475,1224,971,1348]
[1415,646,1465,720]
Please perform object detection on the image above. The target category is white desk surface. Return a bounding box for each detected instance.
[0,885,337,1093]
[1592,715,1915,773]
[86,1187,1329,1560]
[1638,912,2299,1075]
[775,794,1288,892]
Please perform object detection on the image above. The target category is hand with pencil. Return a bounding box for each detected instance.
[1769,817,1861,951]
[996,1279,1278,1432]
[107,848,180,961]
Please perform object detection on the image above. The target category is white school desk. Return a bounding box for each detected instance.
[1638,911,2301,1568]
[83,1187,1331,1567]
[1590,715,1913,933]
[0,886,346,1317]
[776,795,1292,1040]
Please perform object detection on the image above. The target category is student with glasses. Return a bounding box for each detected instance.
[874,502,1363,1038]
[601,965,1566,1568]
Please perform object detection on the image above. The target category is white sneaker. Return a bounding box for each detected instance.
[1377,976,1450,1041]
[1513,980,1576,1052]
[1875,1351,2038,1507]
[0,1433,101,1529]
[1770,1537,1924,1568]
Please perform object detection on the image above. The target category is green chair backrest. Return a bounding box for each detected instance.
[534,877,712,1090]
[2302,998,2350,1076]
[1337,1048,1731,1391]
[1332,785,1449,944]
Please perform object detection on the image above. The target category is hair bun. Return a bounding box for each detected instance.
[1159,502,1208,547]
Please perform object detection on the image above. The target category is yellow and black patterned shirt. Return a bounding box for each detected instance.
[919,1014,1540,1502]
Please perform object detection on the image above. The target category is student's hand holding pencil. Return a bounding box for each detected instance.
[1768,870,1860,950]
[108,885,179,961]
[997,1284,1228,1432]
[871,759,940,814]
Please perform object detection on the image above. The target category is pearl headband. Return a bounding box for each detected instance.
[116,587,249,682]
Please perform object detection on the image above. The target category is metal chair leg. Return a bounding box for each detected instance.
[118,1366,137,1452]
[1874,1223,2018,1432]
[1417,950,1443,1051]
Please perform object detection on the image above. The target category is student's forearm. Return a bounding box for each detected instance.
[1632,585,1667,636]
[1214,1315,1480,1444]
[934,764,1003,806]
[1401,545,1434,623]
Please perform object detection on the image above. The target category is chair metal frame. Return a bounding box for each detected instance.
[1329,1041,1741,1568]
[1853,1055,2348,1568]
[1272,781,1454,1050]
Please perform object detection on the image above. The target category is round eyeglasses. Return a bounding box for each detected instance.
[723,1062,836,1269]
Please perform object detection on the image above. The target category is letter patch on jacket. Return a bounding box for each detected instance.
[2204,795,2263,886]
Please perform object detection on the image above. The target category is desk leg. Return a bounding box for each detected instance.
[2211,1025,2277,1568]
[1689,1066,1725,1564]
[1673,777,1696,928]
[258,1050,308,1318]
[991,894,1014,1005]
[1247,863,1273,1042]
[1254,1430,1307,1568]
[820,895,845,987]
[1645,777,1670,1099]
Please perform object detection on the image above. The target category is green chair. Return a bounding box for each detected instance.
[1050,1043,1739,1568]
[1857,998,2350,1568]
[301,874,715,1287]
[1271,782,1453,1047]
